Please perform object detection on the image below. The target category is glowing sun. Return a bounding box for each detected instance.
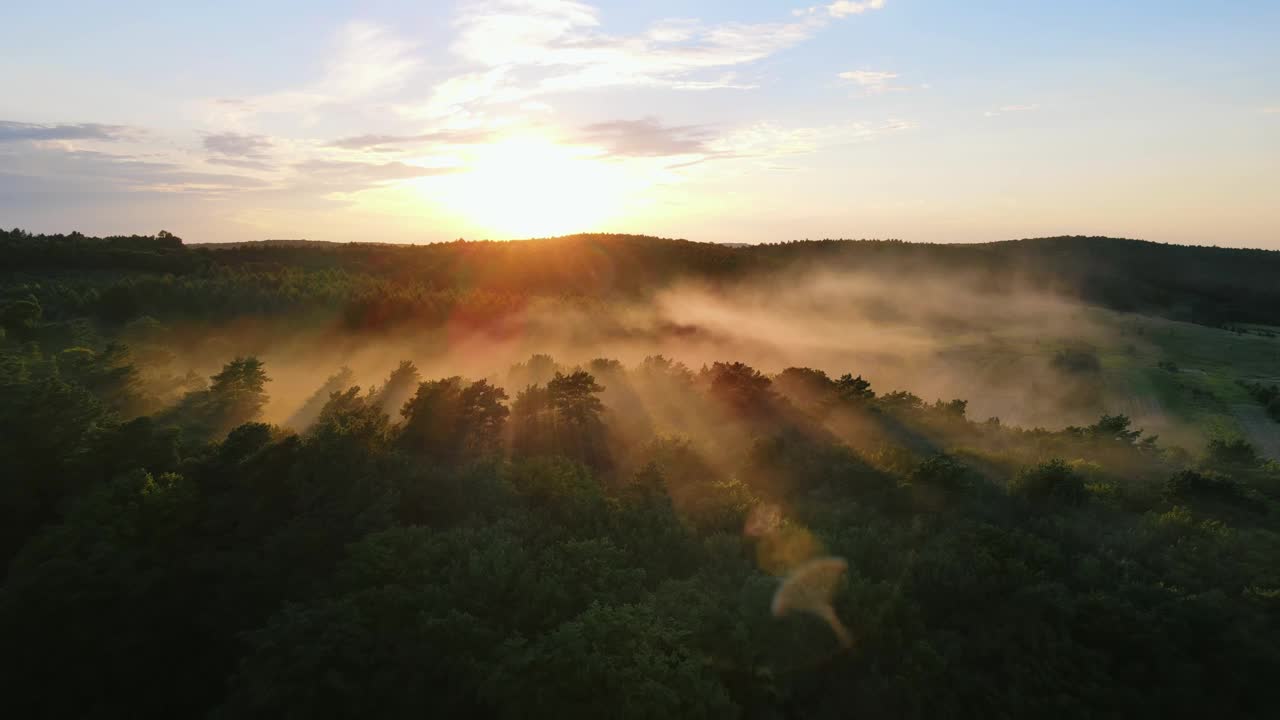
[439,135,640,238]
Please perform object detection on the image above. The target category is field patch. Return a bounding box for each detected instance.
[1232,404,1280,461]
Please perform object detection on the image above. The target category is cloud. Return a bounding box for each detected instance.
[417,0,886,114]
[325,128,494,151]
[575,117,715,157]
[646,18,700,43]
[0,144,269,195]
[0,120,134,143]
[326,22,423,98]
[984,104,1040,117]
[292,159,460,189]
[207,157,276,171]
[1263,106,1280,115]
[202,21,424,127]
[710,119,912,158]
[838,70,901,94]
[562,114,913,168]
[204,132,273,157]
[4,6,906,223]
[825,0,887,18]
[200,3,891,154]
[797,0,887,18]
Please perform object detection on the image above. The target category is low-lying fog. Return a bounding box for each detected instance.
[144,265,1173,440]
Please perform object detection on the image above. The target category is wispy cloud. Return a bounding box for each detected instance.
[827,0,887,17]
[204,132,273,158]
[985,104,1040,117]
[451,0,812,91]
[207,157,276,171]
[325,22,423,98]
[412,0,887,115]
[325,128,495,151]
[575,117,715,157]
[0,121,135,143]
[797,0,887,18]
[5,5,905,226]
[203,21,424,128]
[1,117,277,195]
[710,118,912,159]
[838,69,902,94]
[0,144,269,195]
[566,114,911,168]
[292,159,460,187]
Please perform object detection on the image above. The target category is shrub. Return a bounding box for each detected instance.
[910,454,975,492]
[1010,459,1087,505]
[1164,470,1266,513]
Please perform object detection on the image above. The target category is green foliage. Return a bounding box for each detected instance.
[0,358,108,563]
[511,370,610,469]
[97,284,142,324]
[878,389,925,413]
[9,228,1280,326]
[1089,413,1144,443]
[773,368,877,414]
[548,370,606,426]
[370,359,421,417]
[704,361,777,416]
[506,456,608,533]
[1207,437,1262,469]
[835,372,876,402]
[774,366,835,407]
[1164,470,1266,513]
[0,297,42,338]
[490,602,737,719]
[397,376,509,459]
[509,353,562,387]
[932,398,968,419]
[3,231,1280,718]
[910,454,975,493]
[159,355,272,442]
[1009,459,1088,505]
[1241,380,1280,423]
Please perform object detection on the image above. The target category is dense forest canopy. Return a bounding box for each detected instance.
[6,228,1280,327]
[2,229,1279,718]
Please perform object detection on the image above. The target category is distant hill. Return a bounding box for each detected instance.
[192,239,331,248]
[4,229,1279,326]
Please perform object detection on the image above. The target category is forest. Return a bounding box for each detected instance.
[2,229,1280,718]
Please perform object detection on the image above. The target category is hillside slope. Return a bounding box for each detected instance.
[4,229,1280,326]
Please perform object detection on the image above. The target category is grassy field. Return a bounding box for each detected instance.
[1232,404,1280,461]
[1099,314,1280,457]
[910,308,1277,458]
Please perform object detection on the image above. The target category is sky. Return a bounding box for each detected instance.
[1,0,1277,247]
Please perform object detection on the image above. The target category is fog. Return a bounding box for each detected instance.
[138,262,1172,443]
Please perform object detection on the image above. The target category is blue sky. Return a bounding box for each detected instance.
[2,0,1277,246]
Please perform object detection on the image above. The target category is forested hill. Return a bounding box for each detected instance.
[4,228,1279,327]
[4,226,1280,717]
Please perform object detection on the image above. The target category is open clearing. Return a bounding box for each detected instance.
[1232,404,1280,461]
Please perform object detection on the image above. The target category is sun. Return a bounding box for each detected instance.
[437,135,640,238]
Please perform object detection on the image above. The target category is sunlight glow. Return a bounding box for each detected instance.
[436,135,642,238]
